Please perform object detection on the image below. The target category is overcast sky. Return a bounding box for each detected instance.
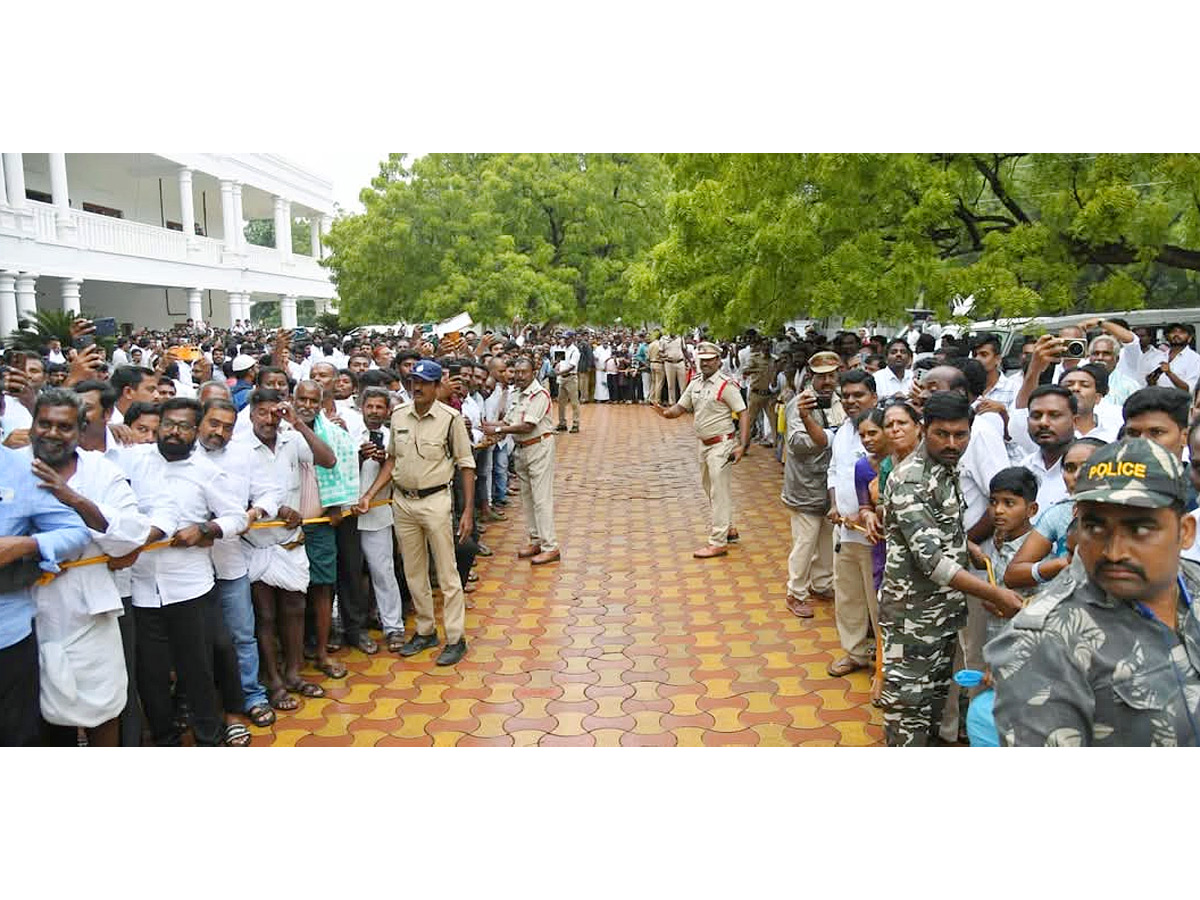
[291,151,422,215]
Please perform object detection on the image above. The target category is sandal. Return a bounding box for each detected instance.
[269,687,300,711]
[467,572,479,583]
[315,659,348,680]
[386,631,406,654]
[223,722,253,747]
[285,679,325,698]
[247,704,276,728]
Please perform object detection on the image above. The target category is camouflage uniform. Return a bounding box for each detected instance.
[878,441,969,746]
[985,439,1200,746]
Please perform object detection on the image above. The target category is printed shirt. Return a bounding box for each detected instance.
[677,370,746,440]
[986,557,1200,746]
[879,441,969,631]
[312,412,361,508]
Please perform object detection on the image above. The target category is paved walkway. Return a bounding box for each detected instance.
[256,402,884,746]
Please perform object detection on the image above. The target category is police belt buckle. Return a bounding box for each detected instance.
[401,488,423,500]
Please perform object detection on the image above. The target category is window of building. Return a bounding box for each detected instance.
[82,202,123,219]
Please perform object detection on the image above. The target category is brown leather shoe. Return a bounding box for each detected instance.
[530,549,561,565]
[785,595,814,618]
[808,591,834,604]
[692,545,728,559]
[517,544,542,559]
[827,655,868,678]
[726,528,740,543]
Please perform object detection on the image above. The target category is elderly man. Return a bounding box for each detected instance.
[781,351,841,618]
[653,341,750,559]
[986,439,1200,745]
[1079,317,1141,407]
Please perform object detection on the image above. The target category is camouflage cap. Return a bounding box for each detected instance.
[1072,438,1188,509]
[808,351,841,374]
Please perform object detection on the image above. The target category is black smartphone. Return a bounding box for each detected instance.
[94,317,117,338]
[815,395,833,410]
[73,335,95,350]
[369,431,385,450]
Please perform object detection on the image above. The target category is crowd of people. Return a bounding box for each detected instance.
[2,312,1199,747]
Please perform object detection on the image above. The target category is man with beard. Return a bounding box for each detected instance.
[873,339,914,399]
[357,388,408,653]
[233,365,290,443]
[196,398,281,729]
[879,392,1025,746]
[987,439,1200,745]
[121,398,248,746]
[1020,385,1077,509]
[240,388,335,709]
[1147,322,1200,395]
[24,389,149,746]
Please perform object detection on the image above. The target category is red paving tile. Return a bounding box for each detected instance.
[257,403,882,746]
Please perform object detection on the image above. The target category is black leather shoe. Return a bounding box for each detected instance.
[398,632,440,657]
[435,638,468,666]
[556,424,568,432]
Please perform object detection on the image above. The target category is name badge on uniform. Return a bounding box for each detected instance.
[396,429,410,436]
[0,485,14,503]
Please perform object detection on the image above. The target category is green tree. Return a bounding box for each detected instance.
[249,298,317,329]
[629,153,1200,337]
[244,217,314,256]
[323,153,669,327]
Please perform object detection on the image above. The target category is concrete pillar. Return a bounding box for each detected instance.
[48,153,76,241]
[232,182,245,250]
[274,196,292,262]
[62,277,82,315]
[187,287,203,325]
[0,155,8,207]
[219,179,237,252]
[0,271,17,338]
[178,167,196,240]
[15,272,37,323]
[280,294,297,330]
[2,153,25,208]
[310,216,321,258]
[320,215,331,260]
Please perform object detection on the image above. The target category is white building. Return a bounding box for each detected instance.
[0,153,337,335]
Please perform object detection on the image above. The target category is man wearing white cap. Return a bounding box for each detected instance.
[230,354,259,411]
[654,341,750,558]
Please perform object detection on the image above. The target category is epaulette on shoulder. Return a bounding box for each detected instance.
[1013,555,1086,630]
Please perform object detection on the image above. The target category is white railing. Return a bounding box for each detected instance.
[28,200,58,242]
[71,207,190,260]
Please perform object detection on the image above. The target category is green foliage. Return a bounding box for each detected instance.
[633,154,1200,338]
[10,309,77,349]
[244,217,314,256]
[323,153,670,327]
[250,299,317,329]
[315,310,342,333]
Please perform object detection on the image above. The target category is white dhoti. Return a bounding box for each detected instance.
[39,612,127,728]
[246,543,310,592]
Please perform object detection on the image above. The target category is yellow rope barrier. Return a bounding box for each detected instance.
[35,499,393,585]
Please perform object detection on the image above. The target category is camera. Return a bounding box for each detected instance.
[815,395,833,410]
[1063,338,1087,359]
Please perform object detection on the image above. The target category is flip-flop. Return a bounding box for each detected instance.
[269,688,300,711]
[247,704,277,727]
[315,660,347,680]
[285,680,326,698]
[223,722,253,747]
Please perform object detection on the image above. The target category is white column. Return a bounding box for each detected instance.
[0,271,17,338]
[280,294,297,330]
[232,182,245,250]
[243,294,255,325]
[227,292,240,327]
[15,272,37,323]
[310,216,321,258]
[319,215,331,260]
[48,153,76,242]
[274,196,292,262]
[186,287,203,324]
[0,155,8,207]
[178,168,196,241]
[2,154,25,208]
[219,179,237,252]
[61,277,82,315]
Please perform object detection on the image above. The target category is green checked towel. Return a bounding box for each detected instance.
[313,412,360,508]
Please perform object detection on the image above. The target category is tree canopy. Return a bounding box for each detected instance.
[323,153,669,327]
[324,154,1200,337]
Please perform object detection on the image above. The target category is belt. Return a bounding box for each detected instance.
[517,432,553,448]
[665,358,684,363]
[395,483,450,501]
[280,535,306,551]
[700,432,736,446]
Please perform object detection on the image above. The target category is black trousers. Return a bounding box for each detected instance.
[135,591,224,746]
[335,516,368,642]
[0,631,40,747]
[117,595,143,746]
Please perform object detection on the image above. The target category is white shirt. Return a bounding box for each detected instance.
[460,392,485,444]
[872,367,912,399]
[358,424,392,532]
[981,371,1018,408]
[25,448,150,629]
[1075,402,1122,443]
[197,440,282,580]
[1,400,32,438]
[1132,342,1168,382]
[1150,345,1200,394]
[828,419,868,546]
[111,348,130,368]
[1020,448,1068,510]
[122,446,248,608]
[958,418,1009,532]
[484,384,513,452]
[239,429,313,548]
[553,343,581,376]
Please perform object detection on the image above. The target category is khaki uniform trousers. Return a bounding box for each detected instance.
[515,438,557,552]
[786,510,835,600]
[698,439,735,547]
[392,488,465,644]
[557,374,580,427]
[663,360,687,405]
[833,540,878,664]
[580,370,594,403]
[746,391,773,443]
[649,363,665,404]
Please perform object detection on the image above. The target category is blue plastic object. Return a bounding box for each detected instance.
[954,668,985,688]
[966,689,1000,747]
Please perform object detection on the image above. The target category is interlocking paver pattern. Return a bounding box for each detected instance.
[256,403,884,746]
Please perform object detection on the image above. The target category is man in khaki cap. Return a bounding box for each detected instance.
[654,341,751,558]
[357,359,475,666]
[660,332,689,405]
[482,356,560,565]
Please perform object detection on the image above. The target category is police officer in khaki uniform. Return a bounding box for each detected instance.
[654,341,751,558]
[357,359,475,666]
[647,333,664,405]
[660,333,688,405]
[482,356,560,565]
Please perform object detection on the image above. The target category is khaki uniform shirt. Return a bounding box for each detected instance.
[660,336,685,363]
[678,371,746,440]
[742,351,774,391]
[505,379,554,443]
[387,400,475,492]
[647,339,662,364]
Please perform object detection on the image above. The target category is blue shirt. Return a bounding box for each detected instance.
[0,445,92,648]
